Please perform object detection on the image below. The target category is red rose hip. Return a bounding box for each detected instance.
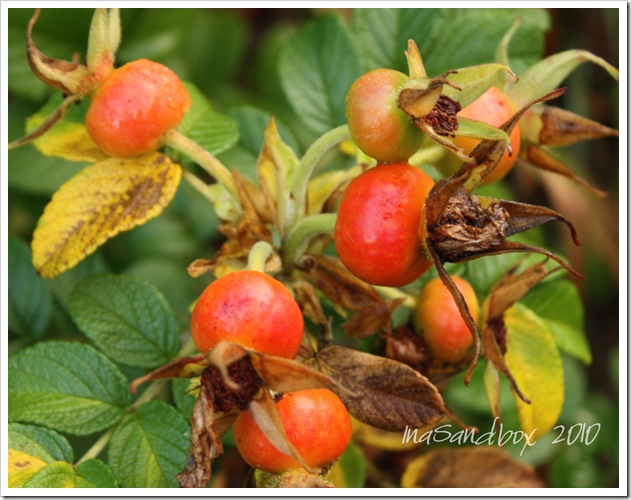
[334,162,434,287]
[233,388,353,474]
[415,276,479,363]
[85,58,191,157]
[191,270,304,359]
[346,68,424,162]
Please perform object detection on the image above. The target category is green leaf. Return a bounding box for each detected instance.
[8,423,74,464]
[69,273,180,368]
[351,9,549,77]
[108,400,191,488]
[118,9,247,94]
[219,105,300,182]
[279,14,362,139]
[423,9,550,76]
[21,459,117,488]
[31,153,182,278]
[171,378,197,420]
[178,83,239,157]
[508,49,619,108]
[520,279,590,364]
[8,235,52,337]
[9,341,132,435]
[504,303,564,440]
[8,145,86,196]
[329,441,366,488]
[351,8,445,72]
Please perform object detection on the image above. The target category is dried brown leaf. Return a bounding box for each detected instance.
[296,254,382,314]
[485,260,554,320]
[401,447,545,488]
[342,298,405,338]
[177,392,239,488]
[317,346,445,432]
[385,325,429,369]
[292,280,329,327]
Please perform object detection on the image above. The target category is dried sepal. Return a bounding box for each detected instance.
[248,350,352,397]
[129,353,207,395]
[421,87,583,385]
[405,39,427,79]
[317,345,445,432]
[246,391,319,474]
[425,243,481,385]
[481,260,561,404]
[342,298,406,338]
[538,105,618,147]
[26,9,96,96]
[7,94,82,150]
[295,254,382,317]
[177,391,240,488]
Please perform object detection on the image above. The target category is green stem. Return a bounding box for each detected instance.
[282,213,337,267]
[182,170,216,204]
[409,143,447,167]
[247,241,275,272]
[164,129,239,201]
[75,426,115,465]
[373,286,417,309]
[285,125,350,230]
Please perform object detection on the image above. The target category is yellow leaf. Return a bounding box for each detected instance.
[8,449,46,488]
[26,115,109,163]
[32,153,182,278]
[504,303,564,440]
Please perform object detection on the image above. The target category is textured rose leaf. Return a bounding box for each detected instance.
[32,152,181,278]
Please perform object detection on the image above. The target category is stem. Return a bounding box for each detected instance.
[247,241,275,272]
[76,426,115,465]
[409,143,447,167]
[285,125,350,230]
[282,213,337,267]
[374,286,417,309]
[182,170,216,204]
[164,129,239,201]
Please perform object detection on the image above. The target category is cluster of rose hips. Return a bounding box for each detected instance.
[337,68,519,363]
[191,270,353,474]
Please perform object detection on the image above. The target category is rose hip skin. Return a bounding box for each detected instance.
[233,388,353,474]
[334,162,434,287]
[346,68,423,162]
[191,270,303,359]
[415,276,479,363]
[453,86,521,184]
[85,58,191,157]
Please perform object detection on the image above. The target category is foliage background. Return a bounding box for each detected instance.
[6,7,620,488]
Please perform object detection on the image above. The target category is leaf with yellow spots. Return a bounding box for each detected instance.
[8,449,47,487]
[32,153,182,278]
[24,95,109,163]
